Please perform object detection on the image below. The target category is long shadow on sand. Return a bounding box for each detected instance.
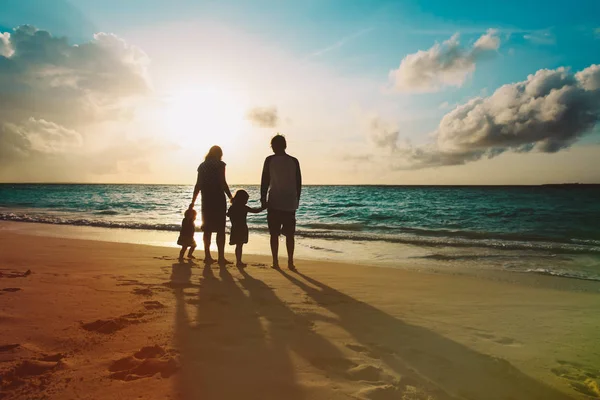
[174,263,300,399]
[279,270,573,400]
[174,264,353,400]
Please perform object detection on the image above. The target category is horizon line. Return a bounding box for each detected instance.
[1,182,599,187]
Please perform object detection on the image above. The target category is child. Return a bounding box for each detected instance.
[178,207,197,261]
[227,190,264,267]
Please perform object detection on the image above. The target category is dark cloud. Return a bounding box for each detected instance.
[246,106,279,128]
[396,64,600,169]
[390,29,500,93]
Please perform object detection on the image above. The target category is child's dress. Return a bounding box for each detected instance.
[177,217,196,247]
[227,204,250,245]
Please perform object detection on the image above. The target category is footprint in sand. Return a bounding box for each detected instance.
[81,312,146,334]
[0,287,22,295]
[0,344,20,352]
[346,364,384,382]
[132,287,153,296]
[108,345,179,381]
[0,353,66,395]
[250,263,268,268]
[355,381,435,400]
[346,344,369,353]
[143,300,165,310]
[552,360,600,398]
[308,356,357,374]
[474,332,521,346]
[0,270,31,279]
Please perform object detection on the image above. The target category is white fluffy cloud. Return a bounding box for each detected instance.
[0,118,82,160]
[0,32,12,57]
[0,25,157,180]
[246,106,279,128]
[389,29,500,93]
[396,64,600,169]
[576,64,600,91]
[0,25,150,127]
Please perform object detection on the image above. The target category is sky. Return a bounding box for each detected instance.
[0,0,599,184]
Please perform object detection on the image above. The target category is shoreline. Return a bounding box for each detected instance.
[1,228,599,399]
[2,220,600,291]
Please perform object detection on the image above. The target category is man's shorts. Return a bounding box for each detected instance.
[267,209,296,237]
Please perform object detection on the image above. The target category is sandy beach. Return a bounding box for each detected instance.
[1,226,599,400]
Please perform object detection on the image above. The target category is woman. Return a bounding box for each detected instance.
[191,145,233,264]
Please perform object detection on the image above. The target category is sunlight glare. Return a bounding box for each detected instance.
[162,87,246,154]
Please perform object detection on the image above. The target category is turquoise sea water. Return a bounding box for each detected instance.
[1,184,600,280]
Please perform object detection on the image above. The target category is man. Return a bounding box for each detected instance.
[260,134,302,271]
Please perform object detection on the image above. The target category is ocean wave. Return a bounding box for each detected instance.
[417,253,569,261]
[524,268,600,282]
[3,211,600,255]
[94,210,120,215]
[302,222,364,231]
[0,212,181,232]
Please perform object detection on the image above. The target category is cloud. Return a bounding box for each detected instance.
[0,118,82,162]
[308,28,373,58]
[368,116,399,151]
[473,29,501,51]
[0,32,12,57]
[389,29,500,93]
[0,25,157,180]
[576,64,600,91]
[396,64,600,169]
[0,25,150,128]
[523,30,556,45]
[246,106,279,128]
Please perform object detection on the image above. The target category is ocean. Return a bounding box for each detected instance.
[1,184,600,280]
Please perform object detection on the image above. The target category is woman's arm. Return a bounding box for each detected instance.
[222,165,233,201]
[191,172,201,206]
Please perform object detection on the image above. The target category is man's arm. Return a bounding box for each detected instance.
[295,157,302,203]
[260,157,271,207]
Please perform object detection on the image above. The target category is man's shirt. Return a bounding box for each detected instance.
[260,154,302,212]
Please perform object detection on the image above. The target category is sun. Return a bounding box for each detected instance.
[162,87,246,153]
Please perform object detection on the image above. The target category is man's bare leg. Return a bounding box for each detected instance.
[270,234,280,269]
[286,234,296,270]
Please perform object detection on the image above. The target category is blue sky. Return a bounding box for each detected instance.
[0,0,599,184]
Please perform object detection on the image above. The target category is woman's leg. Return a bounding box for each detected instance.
[203,232,213,261]
[179,246,187,260]
[216,230,231,263]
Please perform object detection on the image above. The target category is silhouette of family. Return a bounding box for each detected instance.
[178,134,301,271]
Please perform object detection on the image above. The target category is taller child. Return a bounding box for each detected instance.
[260,134,302,271]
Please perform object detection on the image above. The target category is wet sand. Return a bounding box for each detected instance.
[1,228,599,399]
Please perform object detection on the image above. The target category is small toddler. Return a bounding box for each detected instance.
[227,190,264,267]
[177,207,197,261]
